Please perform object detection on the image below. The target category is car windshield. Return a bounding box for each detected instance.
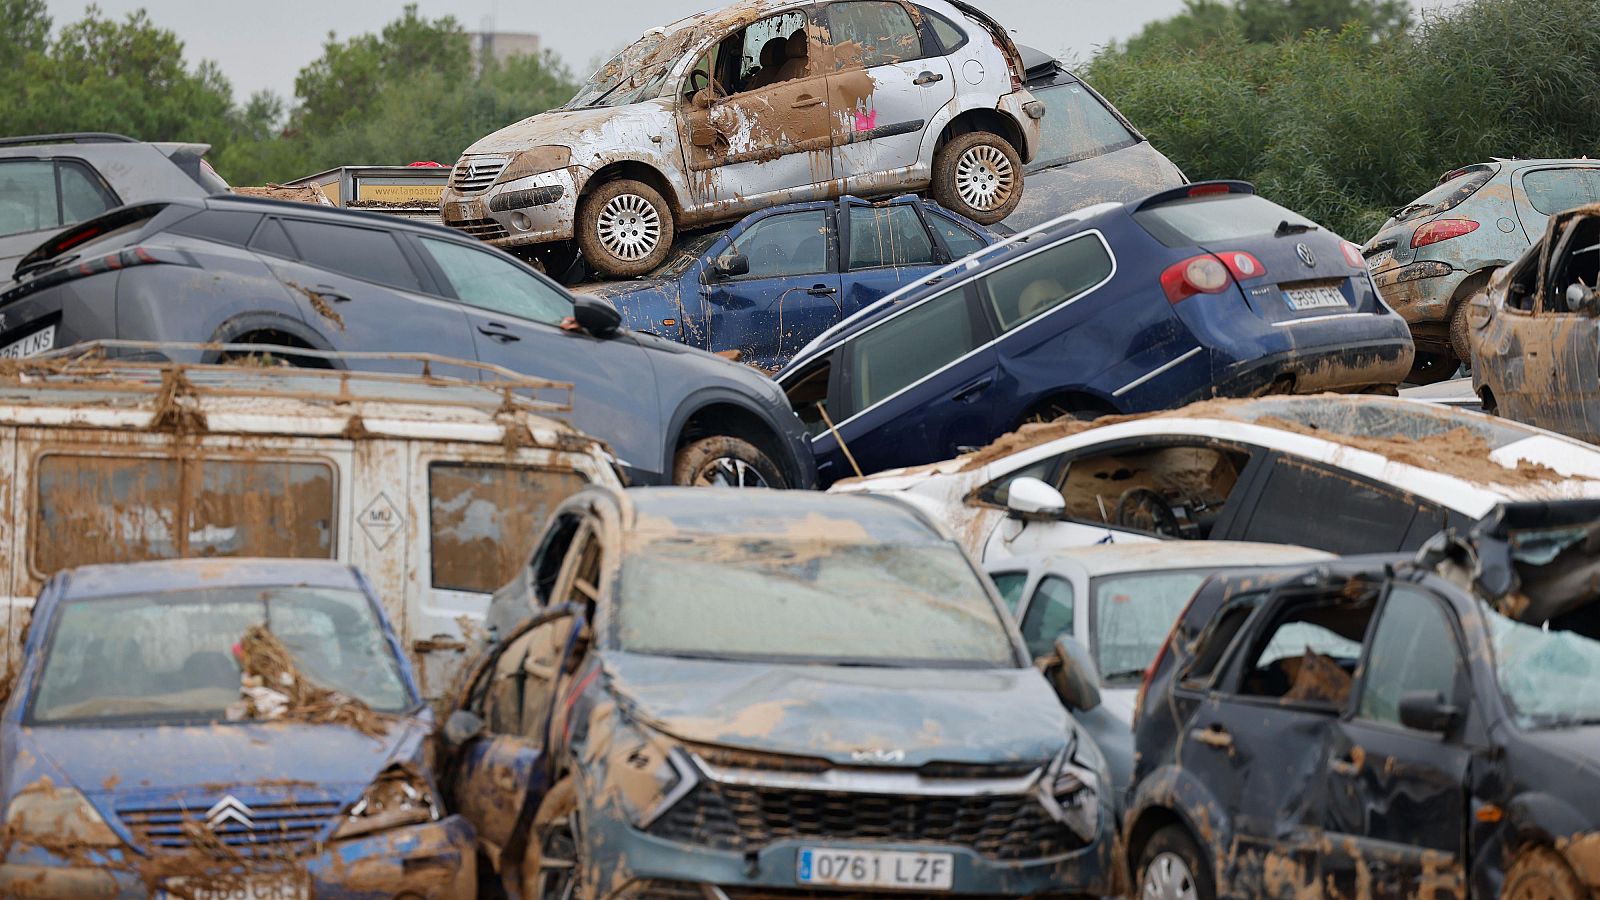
[616,536,1019,667]
[1092,570,1208,681]
[566,22,695,109]
[1487,602,1600,729]
[30,586,413,723]
[1133,192,1318,249]
[1030,82,1137,168]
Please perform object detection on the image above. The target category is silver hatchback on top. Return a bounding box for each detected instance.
[440,0,1043,278]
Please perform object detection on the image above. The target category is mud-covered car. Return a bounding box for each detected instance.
[832,394,1600,562]
[0,558,474,898]
[1468,202,1600,443]
[440,0,1042,278]
[576,194,995,370]
[443,486,1117,899]
[780,182,1413,485]
[1125,500,1600,899]
[1365,160,1600,380]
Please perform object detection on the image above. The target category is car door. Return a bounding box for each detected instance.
[1510,164,1600,239]
[253,216,481,377]
[703,205,842,369]
[1229,454,1453,554]
[838,199,943,316]
[677,4,835,211]
[406,234,666,481]
[821,0,954,190]
[1315,583,1471,899]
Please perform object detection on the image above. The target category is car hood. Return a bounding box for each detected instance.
[1517,725,1600,780]
[462,101,675,158]
[574,279,675,301]
[576,280,688,339]
[604,652,1070,767]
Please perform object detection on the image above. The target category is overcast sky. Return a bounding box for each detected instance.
[44,0,1464,104]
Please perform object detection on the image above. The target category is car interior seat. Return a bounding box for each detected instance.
[777,30,810,81]
[748,36,788,91]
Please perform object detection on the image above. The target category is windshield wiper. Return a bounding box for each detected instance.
[1275,220,1317,237]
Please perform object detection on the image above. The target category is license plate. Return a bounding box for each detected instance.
[1365,249,1393,271]
[0,325,55,359]
[1283,285,1349,311]
[443,199,484,221]
[797,848,954,891]
[158,875,308,900]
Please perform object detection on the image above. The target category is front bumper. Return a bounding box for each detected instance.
[0,814,476,899]
[440,166,585,249]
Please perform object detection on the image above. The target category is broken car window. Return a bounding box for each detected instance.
[1356,586,1463,725]
[617,537,1017,667]
[429,463,588,594]
[1392,165,1495,223]
[30,586,411,723]
[981,233,1113,332]
[1019,575,1075,660]
[733,11,809,91]
[1030,83,1137,168]
[1488,603,1600,729]
[419,236,572,326]
[1236,590,1375,708]
[1522,168,1600,218]
[731,210,829,278]
[1092,570,1209,681]
[847,204,935,270]
[825,1,921,69]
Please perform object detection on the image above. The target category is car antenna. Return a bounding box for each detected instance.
[817,403,864,479]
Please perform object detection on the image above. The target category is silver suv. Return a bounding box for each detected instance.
[440,0,1043,278]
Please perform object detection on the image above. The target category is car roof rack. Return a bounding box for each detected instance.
[0,132,140,148]
[23,340,574,417]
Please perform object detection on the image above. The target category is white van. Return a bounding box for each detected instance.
[0,347,621,697]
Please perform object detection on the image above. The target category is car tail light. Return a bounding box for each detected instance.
[1411,218,1479,249]
[1187,184,1231,197]
[1160,254,1231,303]
[1217,251,1265,281]
[1341,242,1366,268]
[1,246,195,304]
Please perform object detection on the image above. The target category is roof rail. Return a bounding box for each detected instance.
[24,340,574,416]
[0,132,139,148]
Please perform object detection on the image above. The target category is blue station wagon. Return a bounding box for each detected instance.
[776,182,1415,485]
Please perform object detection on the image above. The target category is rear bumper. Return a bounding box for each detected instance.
[1371,261,1465,334]
[1207,333,1415,398]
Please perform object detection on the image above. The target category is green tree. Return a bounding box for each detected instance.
[0,0,50,73]
[1125,0,1409,52]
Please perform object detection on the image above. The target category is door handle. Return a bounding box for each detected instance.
[312,285,351,302]
[952,376,993,402]
[477,322,521,343]
[791,95,825,108]
[1329,754,1362,777]
[1190,725,1233,749]
[807,284,837,296]
[914,71,944,85]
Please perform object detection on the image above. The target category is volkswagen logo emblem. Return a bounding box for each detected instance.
[204,795,255,831]
[1295,242,1317,268]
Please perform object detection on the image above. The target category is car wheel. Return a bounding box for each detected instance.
[932,131,1023,225]
[1449,299,1475,367]
[1138,825,1214,900]
[673,435,787,488]
[576,179,674,279]
[520,777,582,900]
[1503,845,1586,899]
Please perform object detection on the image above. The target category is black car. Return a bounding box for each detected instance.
[0,195,816,488]
[1125,501,1600,899]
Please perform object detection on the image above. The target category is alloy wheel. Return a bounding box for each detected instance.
[1143,851,1200,900]
[594,193,662,262]
[694,456,772,488]
[954,144,1016,211]
[532,815,579,900]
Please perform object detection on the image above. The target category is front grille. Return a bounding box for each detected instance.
[119,796,343,857]
[450,156,510,194]
[649,782,1086,861]
[448,217,509,240]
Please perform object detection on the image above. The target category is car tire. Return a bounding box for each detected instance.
[931,131,1023,225]
[1138,824,1215,900]
[519,776,582,900]
[1449,298,1475,367]
[1503,845,1586,899]
[673,435,787,488]
[576,179,674,279]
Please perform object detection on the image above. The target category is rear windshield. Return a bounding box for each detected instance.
[1133,193,1317,249]
[1031,82,1138,168]
[1092,570,1211,682]
[1393,166,1496,224]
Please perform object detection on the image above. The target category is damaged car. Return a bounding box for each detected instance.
[1125,500,1600,899]
[0,558,474,898]
[832,394,1600,562]
[1364,159,1600,381]
[780,182,1414,486]
[439,0,1042,278]
[442,486,1117,898]
[575,194,995,371]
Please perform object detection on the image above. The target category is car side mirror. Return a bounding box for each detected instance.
[1398,690,1460,733]
[1005,476,1066,520]
[572,294,622,337]
[442,709,486,749]
[1049,636,1102,712]
[712,252,750,279]
[1565,282,1600,315]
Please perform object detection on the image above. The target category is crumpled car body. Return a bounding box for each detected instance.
[0,559,475,899]
[1124,500,1600,899]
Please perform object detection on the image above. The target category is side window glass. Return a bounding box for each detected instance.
[825,1,920,69]
[976,457,1057,506]
[928,213,986,260]
[190,460,335,559]
[845,287,979,412]
[1232,584,1381,710]
[56,161,117,226]
[784,358,834,436]
[732,210,829,278]
[249,217,296,258]
[279,219,423,292]
[1357,586,1463,725]
[1547,214,1600,315]
[1057,443,1249,539]
[429,464,589,594]
[167,210,264,247]
[981,233,1114,332]
[1180,593,1264,689]
[418,237,571,326]
[36,456,181,572]
[0,160,61,237]
[921,7,967,52]
[1522,168,1600,217]
[989,571,1028,614]
[1018,575,1075,659]
[1240,458,1417,554]
[847,205,935,270]
[734,10,810,92]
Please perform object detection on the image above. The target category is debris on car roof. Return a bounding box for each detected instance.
[1422,499,1600,624]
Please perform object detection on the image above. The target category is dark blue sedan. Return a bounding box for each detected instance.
[777,182,1415,485]
[0,558,475,898]
[575,195,995,372]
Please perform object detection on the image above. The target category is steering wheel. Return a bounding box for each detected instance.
[689,68,711,94]
[1115,488,1183,538]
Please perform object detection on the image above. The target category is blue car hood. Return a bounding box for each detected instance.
[604,652,1069,768]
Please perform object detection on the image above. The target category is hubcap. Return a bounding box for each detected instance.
[696,456,770,488]
[954,144,1015,211]
[595,193,661,261]
[1143,852,1200,900]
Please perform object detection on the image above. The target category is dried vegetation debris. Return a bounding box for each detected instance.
[227,625,389,740]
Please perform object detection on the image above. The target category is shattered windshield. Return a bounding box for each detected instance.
[567,24,693,109]
[1488,603,1600,729]
[1234,397,1540,449]
[1092,570,1210,682]
[616,538,1019,667]
[30,587,413,723]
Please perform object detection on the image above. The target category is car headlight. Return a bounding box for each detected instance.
[497,146,573,185]
[5,781,121,848]
[331,765,440,840]
[1038,732,1102,843]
